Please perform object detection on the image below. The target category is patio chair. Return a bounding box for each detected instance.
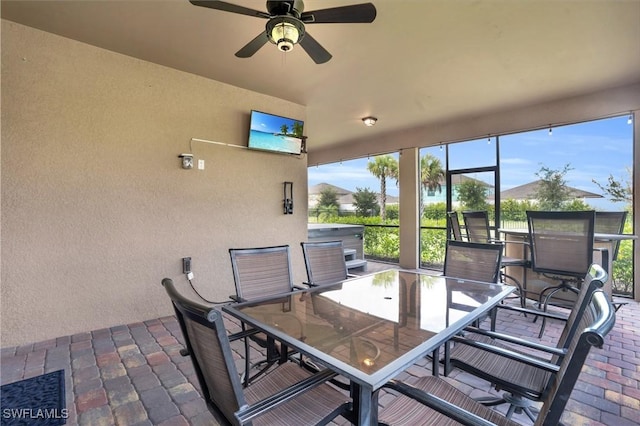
[594,211,627,261]
[526,210,606,335]
[443,240,503,284]
[446,211,465,241]
[229,245,300,386]
[594,211,628,312]
[430,240,503,375]
[300,240,354,286]
[442,263,607,421]
[462,210,528,307]
[379,288,615,426]
[161,278,351,426]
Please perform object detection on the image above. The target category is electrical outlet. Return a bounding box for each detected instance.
[182,257,192,274]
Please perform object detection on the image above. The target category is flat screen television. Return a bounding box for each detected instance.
[248,110,304,155]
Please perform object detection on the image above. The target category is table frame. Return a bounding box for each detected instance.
[223,270,514,425]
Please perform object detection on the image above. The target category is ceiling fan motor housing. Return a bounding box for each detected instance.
[266,1,304,17]
[266,16,305,52]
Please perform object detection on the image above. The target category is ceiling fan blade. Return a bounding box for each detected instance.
[301,3,376,24]
[235,31,269,58]
[189,1,270,19]
[299,33,332,64]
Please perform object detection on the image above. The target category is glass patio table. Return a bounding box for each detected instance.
[222,269,514,425]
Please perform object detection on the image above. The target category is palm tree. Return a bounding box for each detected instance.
[367,155,398,221]
[292,121,304,137]
[420,153,445,218]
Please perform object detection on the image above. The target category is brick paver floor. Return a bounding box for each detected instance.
[2,273,639,425]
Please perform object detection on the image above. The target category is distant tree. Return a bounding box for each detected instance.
[367,155,398,221]
[386,204,399,221]
[535,164,572,210]
[592,167,632,206]
[316,187,339,221]
[280,124,289,135]
[352,187,379,217]
[501,199,525,222]
[563,199,593,211]
[457,179,488,211]
[420,154,445,195]
[420,153,445,217]
[317,187,339,210]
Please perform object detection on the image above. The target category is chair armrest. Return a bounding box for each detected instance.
[490,304,569,322]
[462,326,566,357]
[491,238,529,247]
[235,368,339,424]
[382,379,497,426]
[451,335,562,372]
[228,328,261,343]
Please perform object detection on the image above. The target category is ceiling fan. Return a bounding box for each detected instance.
[189,1,377,64]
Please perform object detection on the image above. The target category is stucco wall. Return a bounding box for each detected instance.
[1,21,308,347]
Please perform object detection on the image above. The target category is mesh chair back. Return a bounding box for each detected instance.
[229,245,294,301]
[462,211,492,243]
[161,279,245,425]
[536,290,615,426]
[595,211,627,260]
[446,211,464,241]
[526,211,595,278]
[301,241,349,286]
[443,240,503,283]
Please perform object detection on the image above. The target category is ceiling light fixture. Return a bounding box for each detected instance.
[267,17,304,52]
[628,113,633,125]
[362,116,377,127]
[548,125,553,136]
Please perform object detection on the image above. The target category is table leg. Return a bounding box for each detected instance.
[351,382,377,425]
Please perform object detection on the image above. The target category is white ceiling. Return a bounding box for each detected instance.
[3,0,640,153]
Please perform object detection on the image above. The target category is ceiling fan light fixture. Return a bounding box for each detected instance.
[267,17,304,52]
[362,116,377,127]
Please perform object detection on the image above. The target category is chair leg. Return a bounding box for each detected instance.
[242,324,251,387]
[431,348,439,377]
[500,270,526,309]
[503,392,538,422]
[537,283,572,338]
[442,341,452,377]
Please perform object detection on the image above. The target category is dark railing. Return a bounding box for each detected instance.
[360,223,447,270]
[358,222,633,297]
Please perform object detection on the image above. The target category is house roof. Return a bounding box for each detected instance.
[501,180,603,200]
[309,183,352,197]
[309,183,398,204]
[2,1,638,153]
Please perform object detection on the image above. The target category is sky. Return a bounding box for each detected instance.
[250,110,303,134]
[308,115,633,210]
